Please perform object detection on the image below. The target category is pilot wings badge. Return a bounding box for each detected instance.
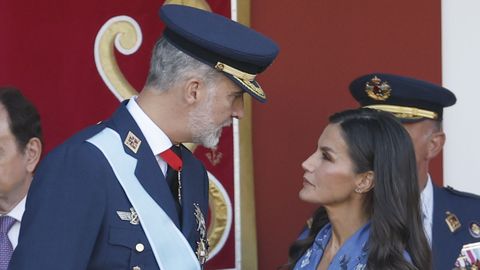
[194,203,209,265]
[116,207,140,225]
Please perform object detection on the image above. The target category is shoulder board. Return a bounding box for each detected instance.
[445,186,480,200]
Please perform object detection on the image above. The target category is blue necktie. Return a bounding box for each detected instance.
[0,216,16,270]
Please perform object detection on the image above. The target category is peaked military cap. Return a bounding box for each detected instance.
[349,73,457,122]
[159,4,279,103]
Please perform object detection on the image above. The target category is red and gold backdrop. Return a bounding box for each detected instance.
[1,1,444,269]
[0,0,258,269]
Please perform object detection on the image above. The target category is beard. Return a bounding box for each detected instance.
[188,94,230,149]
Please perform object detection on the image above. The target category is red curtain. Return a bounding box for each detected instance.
[0,1,236,269]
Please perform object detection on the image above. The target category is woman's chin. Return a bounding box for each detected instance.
[298,188,312,202]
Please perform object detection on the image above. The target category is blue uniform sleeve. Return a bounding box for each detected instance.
[10,142,108,270]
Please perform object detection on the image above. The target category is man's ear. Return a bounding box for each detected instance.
[24,137,42,173]
[428,130,445,160]
[355,171,375,193]
[184,77,203,104]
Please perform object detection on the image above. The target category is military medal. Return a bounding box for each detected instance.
[194,203,209,265]
[365,76,392,101]
[116,207,140,225]
[456,242,480,268]
[445,211,461,233]
[470,222,480,238]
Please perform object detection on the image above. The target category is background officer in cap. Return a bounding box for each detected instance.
[0,87,42,270]
[10,4,278,270]
[349,73,480,270]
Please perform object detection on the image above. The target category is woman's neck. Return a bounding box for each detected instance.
[325,204,369,250]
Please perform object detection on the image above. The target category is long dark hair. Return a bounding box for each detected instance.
[286,108,431,270]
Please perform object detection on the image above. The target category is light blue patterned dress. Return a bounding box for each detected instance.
[294,222,370,270]
[294,222,412,270]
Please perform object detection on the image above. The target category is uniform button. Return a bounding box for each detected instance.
[135,243,145,252]
[132,266,141,270]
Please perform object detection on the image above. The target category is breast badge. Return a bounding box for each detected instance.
[446,211,461,233]
[471,222,480,238]
[194,203,209,265]
[116,207,140,225]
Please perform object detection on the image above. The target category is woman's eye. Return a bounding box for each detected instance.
[322,152,331,161]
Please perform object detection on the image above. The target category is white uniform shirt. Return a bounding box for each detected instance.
[420,175,434,246]
[126,96,172,176]
[0,195,26,249]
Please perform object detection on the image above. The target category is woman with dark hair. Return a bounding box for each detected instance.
[286,108,431,270]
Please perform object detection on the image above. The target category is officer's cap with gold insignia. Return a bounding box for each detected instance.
[160,4,279,103]
[349,73,457,122]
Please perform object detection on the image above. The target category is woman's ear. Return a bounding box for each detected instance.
[24,137,42,173]
[354,171,375,193]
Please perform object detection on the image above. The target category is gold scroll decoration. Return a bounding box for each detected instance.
[94,16,141,101]
[207,172,233,258]
[94,1,231,261]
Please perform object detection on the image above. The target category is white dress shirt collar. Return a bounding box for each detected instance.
[126,96,172,155]
[1,195,25,222]
[1,195,26,249]
[420,175,434,246]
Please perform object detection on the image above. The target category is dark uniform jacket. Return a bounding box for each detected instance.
[10,102,209,270]
[432,184,480,270]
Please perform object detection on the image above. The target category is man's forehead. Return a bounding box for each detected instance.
[220,76,243,95]
[402,119,437,134]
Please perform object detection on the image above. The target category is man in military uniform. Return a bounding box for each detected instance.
[10,4,278,270]
[349,73,480,270]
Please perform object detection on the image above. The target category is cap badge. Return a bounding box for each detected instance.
[365,76,392,101]
[124,131,141,153]
[445,211,461,233]
[470,222,480,238]
[194,203,209,265]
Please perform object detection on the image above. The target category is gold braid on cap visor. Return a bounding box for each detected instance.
[364,104,438,120]
[215,62,256,81]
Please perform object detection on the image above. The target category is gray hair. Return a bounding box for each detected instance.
[145,38,221,91]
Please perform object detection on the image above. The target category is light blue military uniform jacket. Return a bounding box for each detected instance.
[10,101,209,270]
